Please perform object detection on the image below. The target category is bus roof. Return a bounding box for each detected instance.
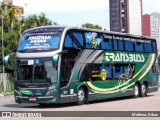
[22,25,156,41]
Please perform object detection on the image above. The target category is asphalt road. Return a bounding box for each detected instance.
[0,90,160,120]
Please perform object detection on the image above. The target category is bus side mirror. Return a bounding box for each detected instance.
[4,55,10,66]
[53,54,59,64]
[3,53,15,66]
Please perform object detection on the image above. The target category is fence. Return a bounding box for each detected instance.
[0,73,14,94]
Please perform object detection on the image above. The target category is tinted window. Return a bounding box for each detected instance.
[144,42,152,52]
[113,65,123,78]
[73,32,84,48]
[81,64,135,81]
[17,58,57,84]
[101,35,113,50]
[113,64,135,79]
[64,34,72,48]
[113,37,118,50]
[118,37,124,51]
[64,32,84,48]
[123,64,135,79]
[135,41,144,52]
[152,41,157,53]
[125,38,134,51]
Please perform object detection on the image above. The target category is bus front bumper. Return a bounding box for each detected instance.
[15,95,58,104]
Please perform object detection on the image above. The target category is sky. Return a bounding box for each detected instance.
[13,0,160,30]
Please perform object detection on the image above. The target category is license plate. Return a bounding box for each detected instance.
[29,97,37,102]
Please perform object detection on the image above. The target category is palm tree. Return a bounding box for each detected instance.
[0,2,20,73]
[0,2,18,30]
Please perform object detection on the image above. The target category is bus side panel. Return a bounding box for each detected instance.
[59,82,79,103]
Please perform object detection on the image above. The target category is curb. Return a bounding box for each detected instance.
[0,93,13,97]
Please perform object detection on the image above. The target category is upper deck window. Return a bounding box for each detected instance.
[135,40,144,52]
[118,37,124,51]
[64,31,84,49]
[124,38,134,51]
[152,41,157,53]
[101,35,113,50]
[18,32,61,52]
[144,41,152,52]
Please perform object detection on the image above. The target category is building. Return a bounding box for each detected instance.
[0,0,23,20]
[142,14,151,37]
[109,0,142,35]
[142,13,160,51]
[11,6,24,20]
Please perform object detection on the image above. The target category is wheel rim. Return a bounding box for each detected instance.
[142,84,146,95]
[134,85,139,96]
[78,89,85,102]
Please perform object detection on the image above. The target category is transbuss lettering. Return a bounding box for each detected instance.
[105,53,145,62]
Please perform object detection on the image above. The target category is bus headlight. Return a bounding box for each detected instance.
[15,90,22,96]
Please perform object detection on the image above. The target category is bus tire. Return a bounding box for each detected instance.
[133,83,140,98]
[140,83,147,97]
[77,87,86,105]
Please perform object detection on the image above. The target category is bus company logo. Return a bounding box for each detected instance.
[105,53,145,62]
[92,69,107,81]
[2,112,42,118]
[2,112,11,117]
[101,69,107,81]
[86,32,102,48]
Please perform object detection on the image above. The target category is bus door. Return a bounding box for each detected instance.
[59,51,77,103]
[60,53,73,88]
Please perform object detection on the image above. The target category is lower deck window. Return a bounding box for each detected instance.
[81,64,135,81]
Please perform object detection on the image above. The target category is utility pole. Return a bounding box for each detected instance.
[1,14,5,93]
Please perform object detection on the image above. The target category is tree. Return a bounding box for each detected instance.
[0,2,21,73]
[21,12,57,32]
[0,3,57,73]
[81,23,102,30]
[94,24,102,30]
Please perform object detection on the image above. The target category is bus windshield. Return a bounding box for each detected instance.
[16,58,58,84]
[18,32,61,52]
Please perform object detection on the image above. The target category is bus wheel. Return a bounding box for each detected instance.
[77,87,86,105]
[140,83,147,97]
[133,83,140,98]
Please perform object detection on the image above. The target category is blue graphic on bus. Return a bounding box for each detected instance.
[85,32,102,48]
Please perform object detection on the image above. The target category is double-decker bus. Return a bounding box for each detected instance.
[5,26,159,105]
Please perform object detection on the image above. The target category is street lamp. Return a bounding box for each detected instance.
[0,14,5,93]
